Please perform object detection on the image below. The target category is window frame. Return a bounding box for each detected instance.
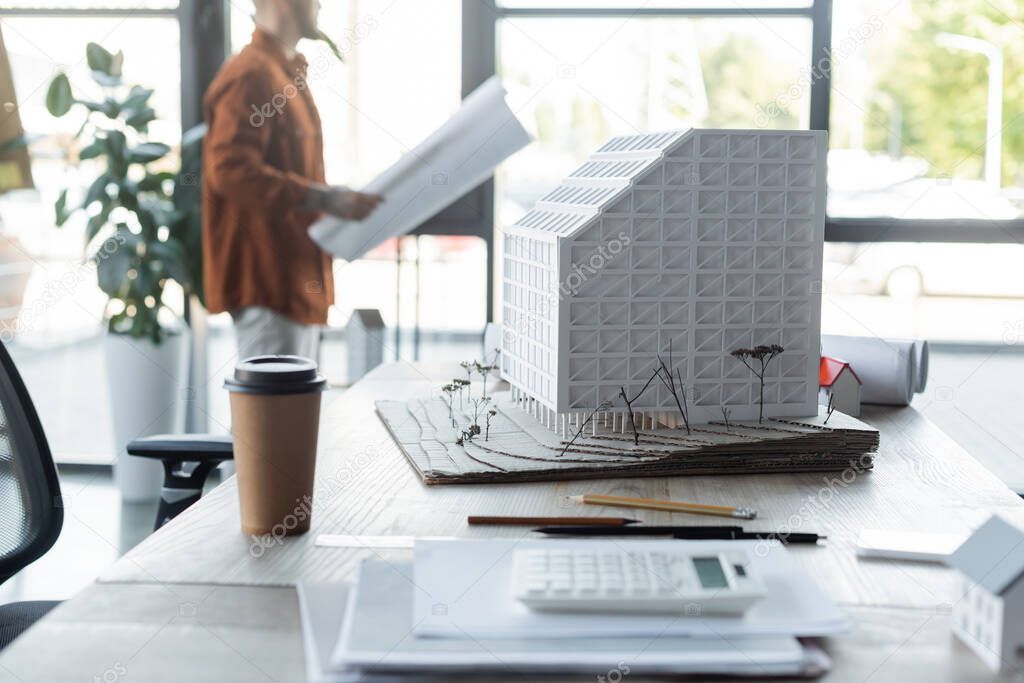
[0,0,228,129]
[468,0,1024,244]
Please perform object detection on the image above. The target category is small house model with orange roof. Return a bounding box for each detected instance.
[819,356,861,417]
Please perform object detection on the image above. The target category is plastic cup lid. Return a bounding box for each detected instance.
[224,355,327,395]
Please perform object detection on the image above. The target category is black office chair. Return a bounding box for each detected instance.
[127,434,233,530]
[0,340,63,652]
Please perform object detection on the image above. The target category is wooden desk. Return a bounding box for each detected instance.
[1,362,1021,682]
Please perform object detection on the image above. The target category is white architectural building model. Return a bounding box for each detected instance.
[501,129,827,432]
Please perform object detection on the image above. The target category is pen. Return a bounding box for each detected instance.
[537,525,743,537]
[468,516,639,526]
[534,525,826,545]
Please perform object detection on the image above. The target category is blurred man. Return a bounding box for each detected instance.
[203,0,382,360]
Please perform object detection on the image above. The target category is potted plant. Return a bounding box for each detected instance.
[46,43,204,501]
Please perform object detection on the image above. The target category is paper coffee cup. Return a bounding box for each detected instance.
[225,356,327,536]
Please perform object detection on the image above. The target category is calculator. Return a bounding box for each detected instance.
[512,547,766,616]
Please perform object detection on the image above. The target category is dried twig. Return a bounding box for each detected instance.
[656,339,690,434]
[618,369,660,446]
[720,406,731,431]
[559,400,613,457]
[824,392,836,425]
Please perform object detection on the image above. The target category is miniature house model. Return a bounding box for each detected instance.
[947,515,1024,672]
[819,356,862,417]
[500,129,827,433]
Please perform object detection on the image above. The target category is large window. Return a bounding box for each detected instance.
[824,0,1024,341]
[477,0,1024,342]
[0,3,182,462]
[498,15,814,225]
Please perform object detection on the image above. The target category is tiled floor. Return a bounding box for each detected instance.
[2,337,1023,607]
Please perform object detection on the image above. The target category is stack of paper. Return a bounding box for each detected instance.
[297,539,844,682]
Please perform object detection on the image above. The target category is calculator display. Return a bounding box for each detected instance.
[692,556,729,589]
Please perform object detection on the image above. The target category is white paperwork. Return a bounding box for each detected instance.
[412,538,849,640]
[310,76,531,261]
[322,559,828,679]
[297,582,353,683]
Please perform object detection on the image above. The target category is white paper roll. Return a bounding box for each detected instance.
[820,335,928,406]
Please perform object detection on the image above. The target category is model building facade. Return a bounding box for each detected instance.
[501,129,827,430]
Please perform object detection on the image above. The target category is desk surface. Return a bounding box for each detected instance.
[1,362,1021,682]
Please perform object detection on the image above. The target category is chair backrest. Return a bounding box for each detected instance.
[0,341,61,585]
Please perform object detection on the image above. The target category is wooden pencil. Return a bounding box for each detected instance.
[568,494,757,520]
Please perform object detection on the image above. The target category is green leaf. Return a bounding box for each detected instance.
[137,172,175,193]
[86,43,113,73]
[122,86,153,111]
[182,123,207,149]
[117,180,139,212]
[80,98,120,119]
[105,131,127,178]
[83,173,112,208]
[149,238,190,286]
[315,29,345,63]
[124,107,156,132]
[46,73,74,117]
[127,143,170,164]
[85,205,111,243]
[54,188,70,227]
[95,230,139,297]
[78,139,105,160]
[86,43,124,86]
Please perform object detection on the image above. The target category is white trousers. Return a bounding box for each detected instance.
[230,306,320,362]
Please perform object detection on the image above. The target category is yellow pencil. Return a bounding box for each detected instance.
[569,494,757,520]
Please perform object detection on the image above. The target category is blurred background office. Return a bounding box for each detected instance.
[0,0,1022,599]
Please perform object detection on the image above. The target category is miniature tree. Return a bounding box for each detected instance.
[729,344,785,422]
[559,399,613,457]
[456,397,489,446]
[452,378,470,408]
[720,406,731,431]
[656,340,690,435]
[458,361,474,400]
[473,360,499,400]
[441,383,458,427]
[824,392,836,425]
[618,368,660,447]
[469,396,490,428]
[455,423,481,446]
[484,408,498,440]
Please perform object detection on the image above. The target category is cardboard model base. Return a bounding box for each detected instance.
[377,391,879,485]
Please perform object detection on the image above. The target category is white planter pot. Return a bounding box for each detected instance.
[105,330,190,502]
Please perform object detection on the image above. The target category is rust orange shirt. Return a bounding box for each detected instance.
[202,29,333,325]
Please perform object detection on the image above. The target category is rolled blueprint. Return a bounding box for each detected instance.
[310,77,531,262]
[820,335,929,406]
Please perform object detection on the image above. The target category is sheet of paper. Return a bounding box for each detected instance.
[310,77,531,261]
[412,538,849,640]
[330,559,821,677]
[314,535,453,549]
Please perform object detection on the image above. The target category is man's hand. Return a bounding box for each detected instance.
[306,185,384,220]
